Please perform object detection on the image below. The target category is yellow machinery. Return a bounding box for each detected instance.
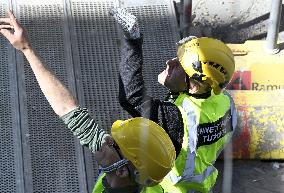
[227,40,284,159]
[179,0,284,159]
[220,0,284,160]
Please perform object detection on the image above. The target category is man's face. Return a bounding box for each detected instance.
[94,137,138,188]
[158,57,187,92]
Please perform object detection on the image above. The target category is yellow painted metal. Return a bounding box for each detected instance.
[226,41,284,159]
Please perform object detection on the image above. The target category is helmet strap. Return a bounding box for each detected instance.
[189,91,212,99]
[185,74,190,89]
[99,159,129,173]
[111,142,123,159]
[191,73,206,82]
[100,142,129,173]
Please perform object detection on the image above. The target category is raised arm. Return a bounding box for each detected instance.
[0,11,110,153]
[0,11,77,117]
[110,8,158,118]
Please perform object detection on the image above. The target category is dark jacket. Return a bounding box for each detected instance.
[118,37,184,155]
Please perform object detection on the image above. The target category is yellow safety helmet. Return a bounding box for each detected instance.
[177,37,235,94]
[111,117,176,186]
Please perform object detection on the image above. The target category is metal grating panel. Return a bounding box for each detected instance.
[16,2,81,193]
[0,4,18,193]
[70,0,123,129]
[69,0,122,190]
[124,0,180,100]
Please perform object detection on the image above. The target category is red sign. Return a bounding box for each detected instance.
[227,71,251,90]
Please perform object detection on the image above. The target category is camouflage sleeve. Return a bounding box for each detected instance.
[60,106,110,153]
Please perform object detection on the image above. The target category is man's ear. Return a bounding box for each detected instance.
[115,166,130,178]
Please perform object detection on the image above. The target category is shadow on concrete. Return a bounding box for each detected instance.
[209,4,284,43]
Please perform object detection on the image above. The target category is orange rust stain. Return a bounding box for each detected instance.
[233,106,251,158]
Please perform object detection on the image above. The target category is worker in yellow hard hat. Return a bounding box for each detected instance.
[111,8,237,193]
[176,36,235,95]
[92,117,176,192]
[0,11,176,193]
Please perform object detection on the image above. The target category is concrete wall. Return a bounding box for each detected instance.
[187,0,284,43]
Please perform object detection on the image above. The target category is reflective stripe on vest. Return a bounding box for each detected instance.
[160,91,236,193]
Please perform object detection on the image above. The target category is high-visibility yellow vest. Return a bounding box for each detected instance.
[93,91,237,193]
[92,174,105,193]
[92,174,164,193]
[156,91,237,193]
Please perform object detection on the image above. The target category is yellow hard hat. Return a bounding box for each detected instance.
[177,37,235,94]
[111,117,176,186]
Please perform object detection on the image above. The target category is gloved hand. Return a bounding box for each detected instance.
[109,7,140,39]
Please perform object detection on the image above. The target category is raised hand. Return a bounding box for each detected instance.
[0,10,31,51]
[109,7,140,39]
[1,10,77,116]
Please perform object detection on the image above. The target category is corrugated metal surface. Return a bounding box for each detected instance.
[15,0,83,192]
[67,0,121,191]
[0,0,179,192]
[0,3,20,193]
